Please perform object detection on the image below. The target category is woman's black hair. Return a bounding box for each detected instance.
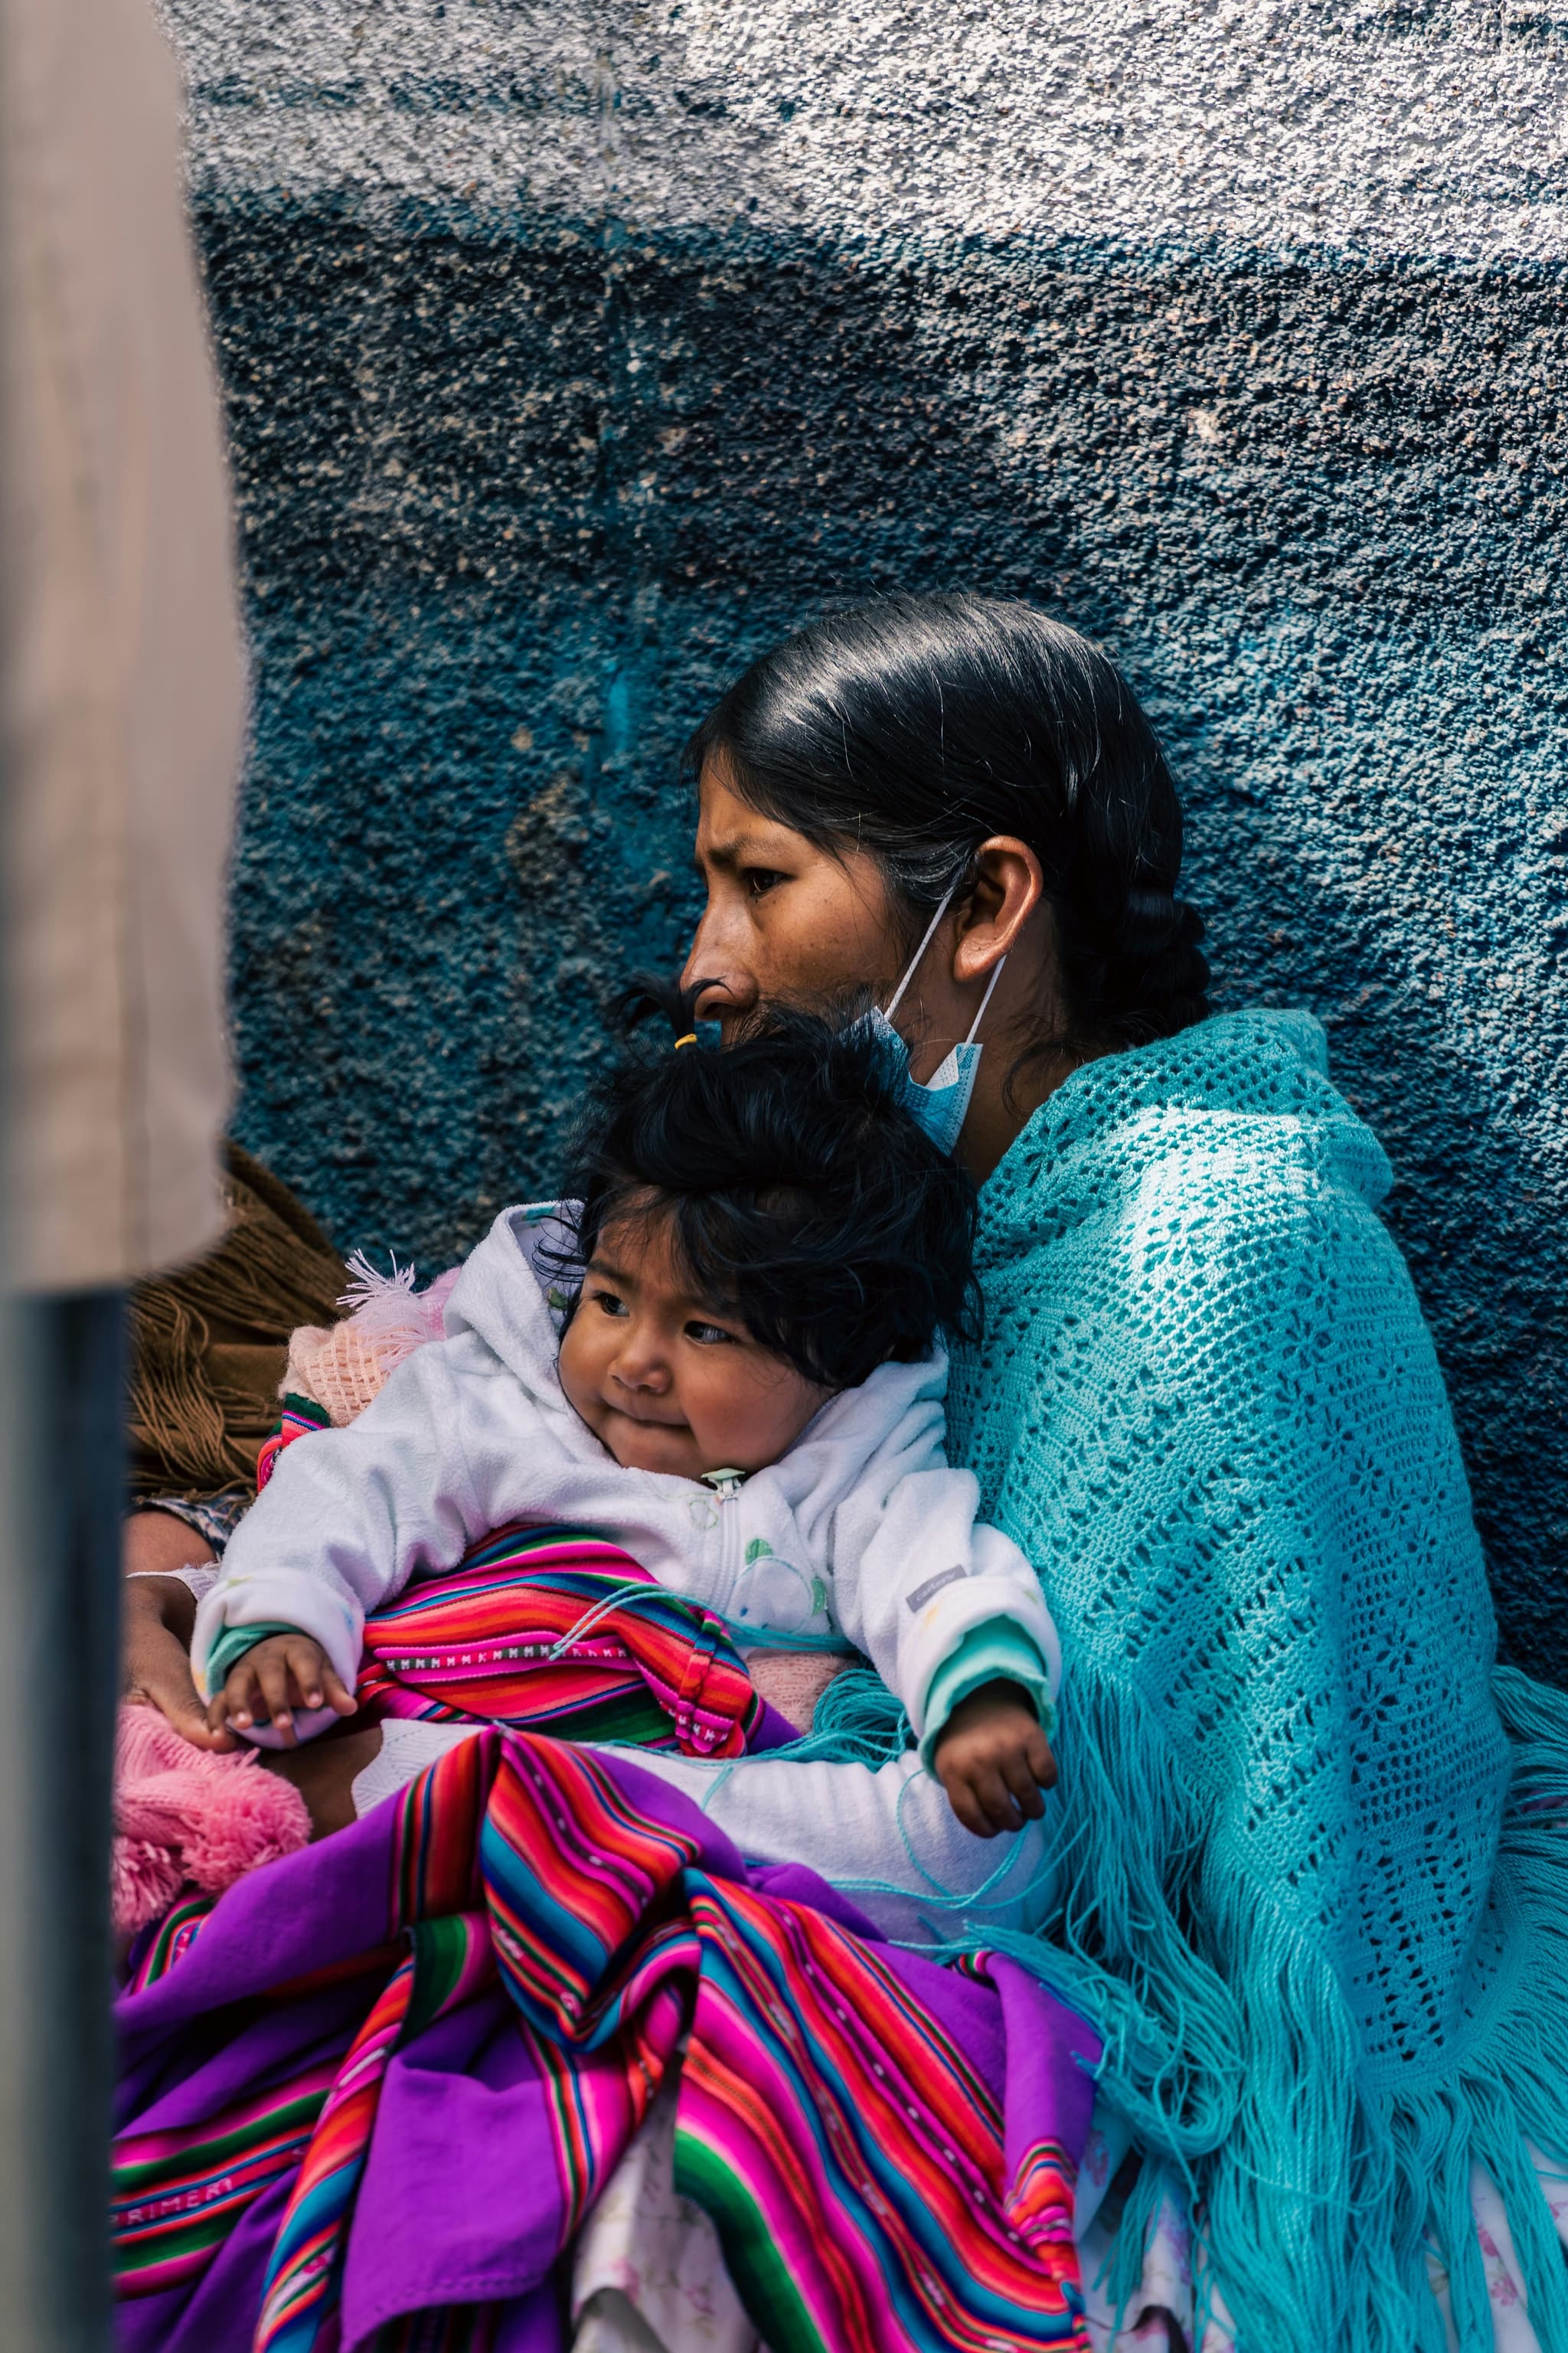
[547,989,982,1394]
[684,592,1209,1058]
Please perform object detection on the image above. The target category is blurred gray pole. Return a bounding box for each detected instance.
[0,1289,122,2353]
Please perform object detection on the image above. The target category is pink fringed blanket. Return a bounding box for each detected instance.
[112,1706,310,1934]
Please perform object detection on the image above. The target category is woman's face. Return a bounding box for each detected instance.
[680,753,903,1036]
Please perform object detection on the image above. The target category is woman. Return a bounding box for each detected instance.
[122,594,1568,2351]
[667,593,1568,2350]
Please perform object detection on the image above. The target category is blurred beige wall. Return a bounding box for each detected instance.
[2,0,243,1293]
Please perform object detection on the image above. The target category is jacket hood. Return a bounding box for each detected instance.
[439,1204,573,1408]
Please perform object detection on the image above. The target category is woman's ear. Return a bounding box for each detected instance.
[951,837,1046,982]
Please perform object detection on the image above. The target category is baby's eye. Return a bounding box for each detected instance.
[594,1289,629,1318]
[685,1319,736,1345]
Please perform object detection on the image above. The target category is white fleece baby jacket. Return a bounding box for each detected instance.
[194,1205,1061,1750]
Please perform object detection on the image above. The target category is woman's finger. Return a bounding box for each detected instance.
[1026,1727,1059,1789]
[128,1623,237,1751]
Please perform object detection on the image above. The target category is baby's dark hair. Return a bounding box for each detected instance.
[546,993,982,1394]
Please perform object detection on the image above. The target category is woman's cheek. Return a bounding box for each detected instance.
[779,896,897,1007]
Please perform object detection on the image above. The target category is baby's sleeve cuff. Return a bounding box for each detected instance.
[918,1619,1057,1774]
[201,1620,298,1699]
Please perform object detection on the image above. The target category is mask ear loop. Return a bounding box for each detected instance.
[882,879,1008,1047]
[962,952,1008,1046]
[881,881,960,1023]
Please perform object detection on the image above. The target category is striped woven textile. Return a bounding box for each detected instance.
[254,1392,331,1493]
[256,1395,773,1757]
[114,1730,1099,2353]
[355,1523,767,1758]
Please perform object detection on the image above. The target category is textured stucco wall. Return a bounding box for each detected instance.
[165,1,1568,1672]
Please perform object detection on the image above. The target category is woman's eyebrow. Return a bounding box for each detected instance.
[697,828,786,873]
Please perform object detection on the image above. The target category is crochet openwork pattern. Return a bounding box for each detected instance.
[947,1010,1568,2352]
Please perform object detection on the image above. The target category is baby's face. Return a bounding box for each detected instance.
[556,1211,831,1481]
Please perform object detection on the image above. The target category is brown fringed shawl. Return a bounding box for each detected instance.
[127,1144,345,1502]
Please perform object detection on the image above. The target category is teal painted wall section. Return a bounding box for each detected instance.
[171,7,1568,1672]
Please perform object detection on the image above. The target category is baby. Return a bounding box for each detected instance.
[194,1011,1060,1838]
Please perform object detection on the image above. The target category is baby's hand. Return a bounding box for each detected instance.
[933,1678,1057,1838]
[207,1633,357,1747]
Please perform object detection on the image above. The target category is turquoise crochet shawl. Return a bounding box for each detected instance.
[944,1009,1568,2353]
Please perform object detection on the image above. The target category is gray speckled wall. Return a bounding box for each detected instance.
[166,1,1567,1671]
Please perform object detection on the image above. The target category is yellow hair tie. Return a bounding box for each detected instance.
[674,1032,698,1049]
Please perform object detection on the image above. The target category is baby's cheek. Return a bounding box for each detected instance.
[555,1322,599,1420]
[680,1358,748,1465]
[745,1364,835,1471]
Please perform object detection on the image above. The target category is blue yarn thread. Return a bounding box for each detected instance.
[761,1660,912,1767]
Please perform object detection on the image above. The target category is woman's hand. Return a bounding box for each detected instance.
[123,1575,239,1752]
[122,1512,238,1751]
[933,1678,1057,1837]
[207,1632,357,1747]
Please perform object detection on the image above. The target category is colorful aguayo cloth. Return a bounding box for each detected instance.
[253,1391,331,1495]
[354,1522,792,1759]
[258,1394,792,1758]
[113,1730,1100,2353]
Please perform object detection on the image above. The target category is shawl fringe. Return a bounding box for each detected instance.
[934,1658,1568,2353]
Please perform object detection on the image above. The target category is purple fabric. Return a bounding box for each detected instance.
[341,1990,569,2342]
[116,1744,1099,2352]
[122,2181,297,2353]
[746,1695,805,1750]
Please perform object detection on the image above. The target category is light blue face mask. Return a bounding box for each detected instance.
[866,881,1008,1157]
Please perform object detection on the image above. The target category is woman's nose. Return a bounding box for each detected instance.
[680,908,758,1023]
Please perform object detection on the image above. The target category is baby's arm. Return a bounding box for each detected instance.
[830,1463,1062,1833]
[928,1656,1058,1837]
[193,1340,489,1738]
